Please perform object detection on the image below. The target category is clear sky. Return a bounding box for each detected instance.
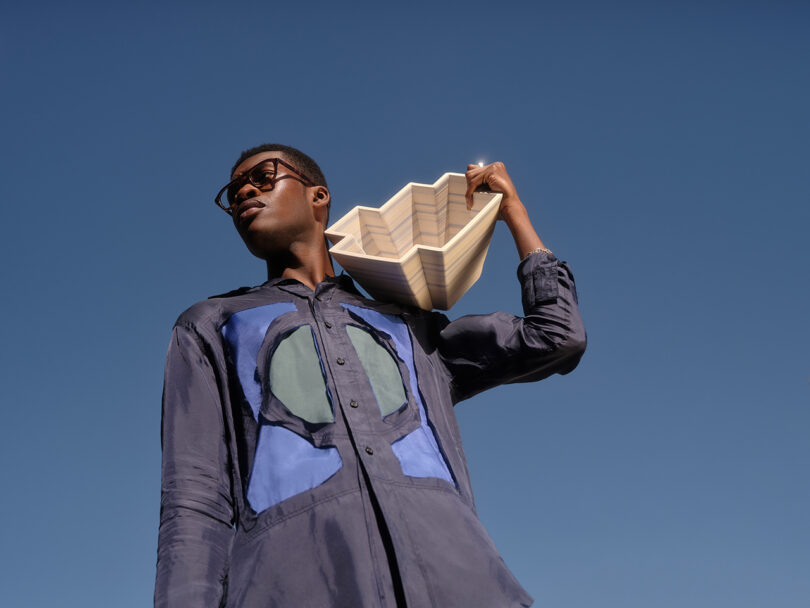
[2,1,808,606]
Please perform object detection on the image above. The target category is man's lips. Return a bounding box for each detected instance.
[236,200,266,225]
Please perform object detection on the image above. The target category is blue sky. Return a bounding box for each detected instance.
[2,1,808,606]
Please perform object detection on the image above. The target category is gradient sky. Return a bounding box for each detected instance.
[2,1,808,606]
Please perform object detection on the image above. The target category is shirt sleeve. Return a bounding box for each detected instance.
[436,250,587,403]
[154,323,235,607]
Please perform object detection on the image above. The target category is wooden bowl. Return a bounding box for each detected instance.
[326,173,502,310]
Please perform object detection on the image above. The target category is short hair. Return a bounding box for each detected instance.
[231,143,327,188]
[231,143,330,227]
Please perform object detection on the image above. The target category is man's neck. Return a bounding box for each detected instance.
[266,241,335,290]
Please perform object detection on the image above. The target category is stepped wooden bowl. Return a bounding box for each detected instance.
[325,173,502,310]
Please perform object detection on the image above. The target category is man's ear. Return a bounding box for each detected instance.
[311,186,331,224]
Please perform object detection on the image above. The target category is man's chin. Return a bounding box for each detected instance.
[237,223,276,256]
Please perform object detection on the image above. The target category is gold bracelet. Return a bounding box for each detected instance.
[522,247,553,261]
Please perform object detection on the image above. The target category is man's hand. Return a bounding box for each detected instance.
[464,161,524,220]
[464,161,550,259]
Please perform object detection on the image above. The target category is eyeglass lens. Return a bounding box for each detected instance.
[226,160,278,206]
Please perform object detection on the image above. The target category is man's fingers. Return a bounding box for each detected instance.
[464,167,487,209]
[465,162,509,209]
[464,179,477,209]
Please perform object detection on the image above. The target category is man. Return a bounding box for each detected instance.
[155,143,586,607]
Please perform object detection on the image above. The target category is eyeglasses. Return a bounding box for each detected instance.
[215,157,316,214]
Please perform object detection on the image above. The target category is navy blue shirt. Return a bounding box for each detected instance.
[155,250,586,607]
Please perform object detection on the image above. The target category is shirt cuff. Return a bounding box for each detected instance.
[517,250,560,311]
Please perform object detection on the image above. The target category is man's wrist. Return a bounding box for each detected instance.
[499,198,528,224]
[521,247,553,261]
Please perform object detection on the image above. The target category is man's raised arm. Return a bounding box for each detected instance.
[436,161,587,402]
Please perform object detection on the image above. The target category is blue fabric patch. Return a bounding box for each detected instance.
[391,426,453,482]
[221,302,296,419]
[248,424,342,513]
[341,304,454,484]
[222,303,341,512]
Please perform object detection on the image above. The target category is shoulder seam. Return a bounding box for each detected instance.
[208,286,253,299]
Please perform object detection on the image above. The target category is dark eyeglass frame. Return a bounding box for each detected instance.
[215,157,316,214]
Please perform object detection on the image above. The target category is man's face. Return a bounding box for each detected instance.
[229,151,322,259]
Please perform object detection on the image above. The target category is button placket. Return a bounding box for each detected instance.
[313,306,394,467]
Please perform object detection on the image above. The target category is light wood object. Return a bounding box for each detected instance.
[326,173,502,310]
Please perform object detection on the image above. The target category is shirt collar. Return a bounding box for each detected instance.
[261,272,363,302]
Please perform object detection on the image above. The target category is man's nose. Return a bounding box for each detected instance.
[234,181,262,204]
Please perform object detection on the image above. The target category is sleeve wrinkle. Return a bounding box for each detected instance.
[156,321,235,607]
[440,254,587,402]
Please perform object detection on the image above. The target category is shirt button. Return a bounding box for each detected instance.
[365,447,374,455]
[350,400,359,408]
[336,357,345,365]
[324,321,333,328]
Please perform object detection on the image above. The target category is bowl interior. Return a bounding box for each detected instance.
[348,175,484,259]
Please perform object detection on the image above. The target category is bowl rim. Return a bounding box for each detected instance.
[326,172,502,263]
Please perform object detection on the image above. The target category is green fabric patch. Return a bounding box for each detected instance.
[269,326,333,424]
[346,325,407,417]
